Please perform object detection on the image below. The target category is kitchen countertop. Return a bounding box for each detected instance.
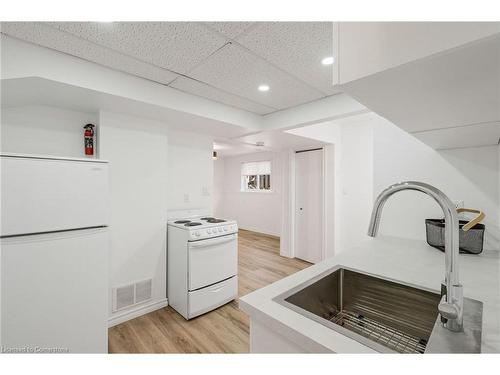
[239,236,500,353]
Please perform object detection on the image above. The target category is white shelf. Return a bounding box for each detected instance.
[0,152,108,163]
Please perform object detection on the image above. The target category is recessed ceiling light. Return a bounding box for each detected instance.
[321,56,335,66]
[258,84,270,92]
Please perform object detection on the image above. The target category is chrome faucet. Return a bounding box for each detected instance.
[367,181,464,332]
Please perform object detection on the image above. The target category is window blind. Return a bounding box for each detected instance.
[241,161,271,176]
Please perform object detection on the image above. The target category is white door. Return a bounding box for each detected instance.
[294,149,324,263]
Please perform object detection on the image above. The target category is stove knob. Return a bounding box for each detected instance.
[218,227,223,232]
[194,231,200,237]
[223,227,228,231]
[207,229,212,234]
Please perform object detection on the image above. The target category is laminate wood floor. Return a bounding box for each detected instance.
[108,229,311,353]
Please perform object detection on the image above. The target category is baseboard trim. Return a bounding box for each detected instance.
[108,298,168,327]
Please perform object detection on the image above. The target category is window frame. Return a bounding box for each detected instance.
[240,160,273,193]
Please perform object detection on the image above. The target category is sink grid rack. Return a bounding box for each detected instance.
[329,310,428,354]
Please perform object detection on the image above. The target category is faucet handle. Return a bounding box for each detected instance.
[438,296,459,320]
[438,284,464,332]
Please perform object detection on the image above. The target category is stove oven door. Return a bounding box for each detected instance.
[188,233,238,291]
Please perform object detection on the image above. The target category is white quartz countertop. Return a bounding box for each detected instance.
[239,236,500,353]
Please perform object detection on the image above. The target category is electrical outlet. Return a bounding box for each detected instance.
[202,186,210,196]
[184,193,190,203]
[454,200,464,209]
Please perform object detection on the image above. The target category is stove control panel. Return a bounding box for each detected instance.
[189,223,238,241]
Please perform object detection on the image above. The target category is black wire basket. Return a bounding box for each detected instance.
[425,219,485,254]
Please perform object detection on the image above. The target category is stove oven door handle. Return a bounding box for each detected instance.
[189,234,237,249]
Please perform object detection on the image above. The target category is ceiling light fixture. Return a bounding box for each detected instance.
[321,56,335,66]
[258,84,270,92]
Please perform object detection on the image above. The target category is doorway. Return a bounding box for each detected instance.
[294,148,324,263]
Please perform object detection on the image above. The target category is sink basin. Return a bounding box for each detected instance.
[274,266,483,353]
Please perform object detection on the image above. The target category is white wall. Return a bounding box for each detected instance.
[167,130,214,211]
[99,111,169,322]
[214,151,282,237]
[98,111,214,324]
[213,157,225,217]
[287,115,374,256]
[1,105,98,158]
[335,119,374,253]
[323,145,336,259]
[373,119,499,250]
[289,112,499,254]
[279,150,293,255]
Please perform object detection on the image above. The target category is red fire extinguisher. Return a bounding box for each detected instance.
[83,124,95,156]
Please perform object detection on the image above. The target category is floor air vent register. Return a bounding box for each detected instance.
[113,279,153,312]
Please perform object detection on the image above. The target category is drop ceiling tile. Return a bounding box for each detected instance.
[2,22,178,84]
[188,43,324,109]
[170,76,276,114]
[236,22,340,95]
[100,48,179,84]
[49,22,228,75]
[2,22,106,63]
[47,22,99,40]
[204,22,256,39]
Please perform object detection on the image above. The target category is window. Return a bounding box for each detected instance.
[241,161,271,192]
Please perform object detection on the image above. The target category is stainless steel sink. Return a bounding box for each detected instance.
[274,266,483,353]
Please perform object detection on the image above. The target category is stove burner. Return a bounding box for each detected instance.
[185,222,202,227]
[206,218,226,223]
[200,217,214,221]
[174,220,191,224]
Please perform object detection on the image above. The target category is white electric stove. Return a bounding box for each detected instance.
[167,209,238,319]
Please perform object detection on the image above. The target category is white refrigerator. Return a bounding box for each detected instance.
[0,154,109,353]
